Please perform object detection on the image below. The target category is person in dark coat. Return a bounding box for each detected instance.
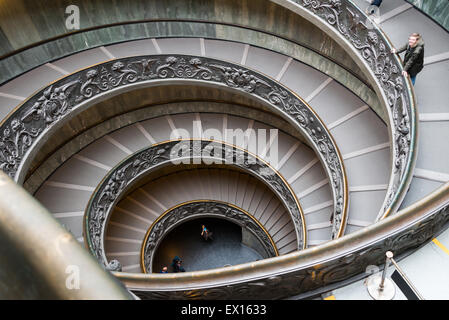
[391,33,425,85]
[171,256,185,273]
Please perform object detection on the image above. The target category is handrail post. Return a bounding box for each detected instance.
[367,251,396,300]
[379,251,394,291]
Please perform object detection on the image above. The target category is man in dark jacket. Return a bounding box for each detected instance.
[391,33,425,85]
[171,256,186,273]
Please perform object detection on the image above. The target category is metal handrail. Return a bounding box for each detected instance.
[0,54,349,241]
[0,171,132,299]
[115,182,449,299]
[0,3,415,223]
[275,0,418,219]
[0,0,429,299]
[390,256,425,300]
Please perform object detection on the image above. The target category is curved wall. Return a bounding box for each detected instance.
[0,0,369,86]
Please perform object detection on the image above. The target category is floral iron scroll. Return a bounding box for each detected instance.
[85,140,304,265]
[121,0,419,301]
[141,200,279,273]
[129,201,449,300]
[0,54,348,239]
[294,0,416,217]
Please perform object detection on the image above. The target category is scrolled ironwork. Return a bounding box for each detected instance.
[141,200,278,273]
[0,54,348,239]
[286,0,417,218]
[0,0,430,301]
[106,259,123,272]
[85,140,304,265]
[119,184,449,300]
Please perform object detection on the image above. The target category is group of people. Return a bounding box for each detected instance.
[365,0,425,85]
[160,256,186,273]
[159,224,214,273]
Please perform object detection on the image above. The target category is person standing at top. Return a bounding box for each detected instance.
[391,33,425,86]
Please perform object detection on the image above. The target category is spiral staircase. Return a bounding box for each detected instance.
[0,0,448,300]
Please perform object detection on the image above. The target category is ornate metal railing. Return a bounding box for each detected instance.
[270,0,418,220]
[85,140,305,265]
[111,0,420,299]
[116,182,449,299]
[141,200,279,273]
[0,0,423,299]
[0,54,348,239]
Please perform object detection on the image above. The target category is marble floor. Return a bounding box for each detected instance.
[152,217,264,273]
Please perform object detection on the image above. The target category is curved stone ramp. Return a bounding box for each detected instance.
[33,112,334,253]
[0,1,445,298]
[0,37,391,237]
[377,1,449,210]
[351,0,449,207]
[106,169,297,272]
[0,0,446,299]
[325,0,449,300]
